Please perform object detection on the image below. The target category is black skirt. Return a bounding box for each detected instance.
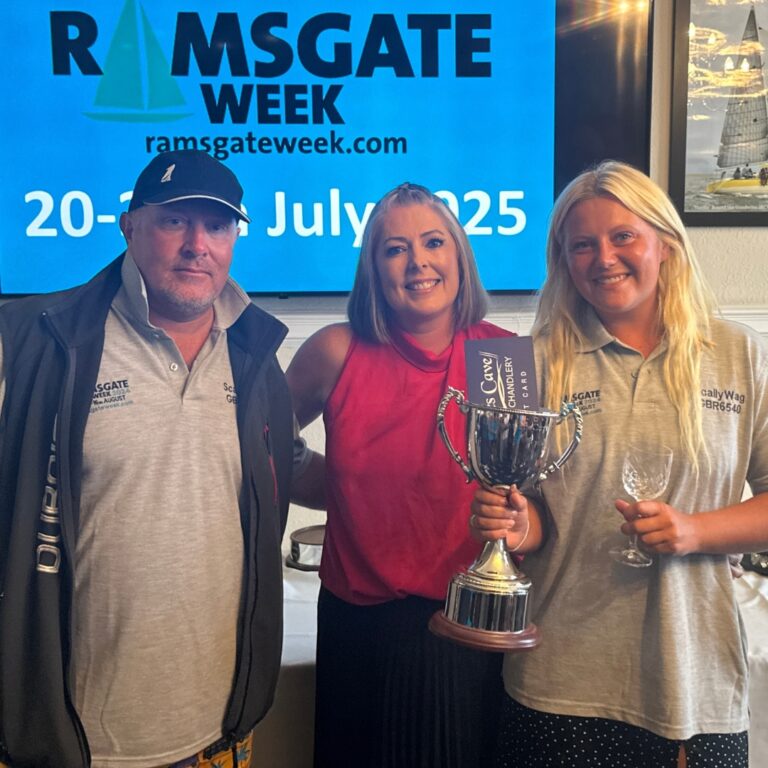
[313,587,505,768]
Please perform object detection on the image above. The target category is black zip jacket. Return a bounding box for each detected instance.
[0,256,293,767]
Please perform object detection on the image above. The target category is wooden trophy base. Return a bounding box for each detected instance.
[428,610,541,652]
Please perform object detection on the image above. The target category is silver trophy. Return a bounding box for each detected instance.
[429,386,582,651]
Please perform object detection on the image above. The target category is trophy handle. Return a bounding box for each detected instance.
[537,401,583,483]
[437,387,475,483]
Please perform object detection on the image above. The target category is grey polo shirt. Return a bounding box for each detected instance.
[505,311,768,740]
[72,254,248,767]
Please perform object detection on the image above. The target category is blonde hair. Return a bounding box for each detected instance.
[347,183,489,343]
[533,161,717,465]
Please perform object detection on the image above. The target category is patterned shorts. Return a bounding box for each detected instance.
[163,732,253,768]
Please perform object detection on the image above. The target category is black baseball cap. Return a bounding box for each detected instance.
[128,149,250,223]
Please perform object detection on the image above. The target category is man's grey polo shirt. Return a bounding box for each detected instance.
[73,254,248,767]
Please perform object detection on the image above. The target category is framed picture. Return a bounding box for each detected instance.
[670,0,768,225]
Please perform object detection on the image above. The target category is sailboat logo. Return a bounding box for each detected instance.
[161,164,176,182]
[84,0,191,123]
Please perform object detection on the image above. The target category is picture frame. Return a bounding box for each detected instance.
[669,0,768,226]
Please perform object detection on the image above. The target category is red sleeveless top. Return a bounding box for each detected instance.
[321,321,514,605]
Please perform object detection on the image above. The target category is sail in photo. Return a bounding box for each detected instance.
[706,4,768,195]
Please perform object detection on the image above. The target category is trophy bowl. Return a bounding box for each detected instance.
[429,386,582,652]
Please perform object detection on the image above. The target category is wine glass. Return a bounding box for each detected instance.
[609,443,673,568]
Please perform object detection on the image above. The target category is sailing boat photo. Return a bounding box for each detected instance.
[705,4,768,194]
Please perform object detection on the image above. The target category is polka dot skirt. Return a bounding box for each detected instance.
[493,696,748,768]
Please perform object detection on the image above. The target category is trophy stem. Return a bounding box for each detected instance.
[471,537,521,579]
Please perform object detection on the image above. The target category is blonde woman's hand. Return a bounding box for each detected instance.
[470,485,531,551]
[615,499,699,556]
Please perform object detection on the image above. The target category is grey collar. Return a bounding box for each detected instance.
[114,251,251,332]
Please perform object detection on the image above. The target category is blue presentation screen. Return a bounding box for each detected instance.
[1,1,555,294]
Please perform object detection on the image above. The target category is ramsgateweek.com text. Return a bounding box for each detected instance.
[145,131,407,160]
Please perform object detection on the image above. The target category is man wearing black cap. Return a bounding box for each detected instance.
[0,151,294,768]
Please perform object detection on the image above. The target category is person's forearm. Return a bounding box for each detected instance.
[689,491,768,554]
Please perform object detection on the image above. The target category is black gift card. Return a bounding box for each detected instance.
[465,336,539,411]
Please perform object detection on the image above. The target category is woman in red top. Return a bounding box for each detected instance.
[288,183,525,768]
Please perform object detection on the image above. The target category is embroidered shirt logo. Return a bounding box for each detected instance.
[224,381,237,405]
[160,163,175,183]
[91,378,134,413]
[701,386,745,415]
[568,388,602,416]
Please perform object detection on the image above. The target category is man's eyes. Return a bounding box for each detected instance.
[158,218,232,233]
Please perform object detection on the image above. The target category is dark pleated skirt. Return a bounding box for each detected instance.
[313,587,505,768]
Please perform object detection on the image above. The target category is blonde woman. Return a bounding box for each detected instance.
[473,161,768,767]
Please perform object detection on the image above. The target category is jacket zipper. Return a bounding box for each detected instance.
[226,357,259,735]
[42,312,91,766]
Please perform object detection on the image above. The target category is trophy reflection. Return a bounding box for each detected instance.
[429,386,582,651]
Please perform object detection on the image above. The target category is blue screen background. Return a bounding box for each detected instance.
[0,1,555,293]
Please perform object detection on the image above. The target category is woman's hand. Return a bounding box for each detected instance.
[470,485,533,552]
[617,490,768,563]
[615,499,699,556]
